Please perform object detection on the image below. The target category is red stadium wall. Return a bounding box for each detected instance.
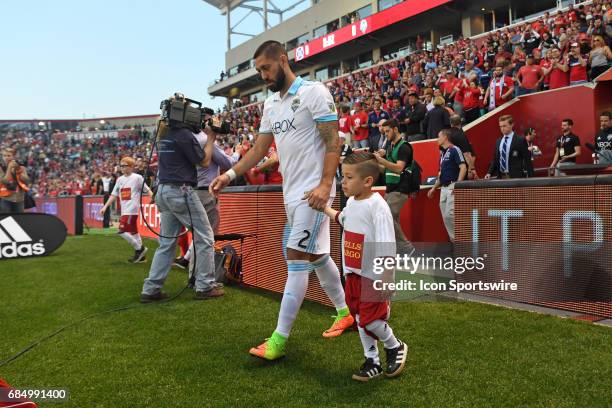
[412,78,612,182]
[465,80,612,175]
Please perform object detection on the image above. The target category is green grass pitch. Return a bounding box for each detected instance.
[1,233,610,407]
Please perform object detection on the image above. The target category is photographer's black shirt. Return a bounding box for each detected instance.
[157,128,204,185]
[556,133,581,163]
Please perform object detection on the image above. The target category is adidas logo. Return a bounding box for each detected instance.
[0,216,45,258]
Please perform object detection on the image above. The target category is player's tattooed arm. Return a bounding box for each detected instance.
[317,121,340,154]
[303,121,340,211]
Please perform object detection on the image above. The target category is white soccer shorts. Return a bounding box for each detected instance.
[283,198,333,255]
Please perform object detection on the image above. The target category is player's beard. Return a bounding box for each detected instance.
[268,67,286,92]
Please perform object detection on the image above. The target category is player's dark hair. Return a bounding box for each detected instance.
[562,118,574,126]
[253,41,287,59]
[600,111,611,119]
[343,152,380,183]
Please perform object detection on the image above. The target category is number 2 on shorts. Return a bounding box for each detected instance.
[297,229,311,249]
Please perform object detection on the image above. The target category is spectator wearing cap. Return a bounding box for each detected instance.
[427,128,467,242]
[578,32,592,55]
[567,42,588,85]
[350,102,369,149]
[517,55,544,95]
[441,70,457,104]
[367,98,390,151]
[404,92,427,142]
[423,96,450,140]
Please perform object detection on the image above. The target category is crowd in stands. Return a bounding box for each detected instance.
[0,1,610,197]
[220,1,611,145]
[0,128,152,197]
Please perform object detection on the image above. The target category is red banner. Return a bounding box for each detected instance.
[83,196,105,229]
[137,196,161,239]
[294,0,452,62]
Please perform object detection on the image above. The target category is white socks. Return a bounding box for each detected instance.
[311,255,347,310]
[120,232,140,250]
[356,315,380,364]
[184,245,193,261]
[275,260,311,338]
[365,319,400,350]
[133,234,142,249]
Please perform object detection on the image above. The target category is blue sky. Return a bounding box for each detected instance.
[0,0,307,120]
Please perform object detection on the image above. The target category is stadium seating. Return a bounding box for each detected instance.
[0,0,610,194]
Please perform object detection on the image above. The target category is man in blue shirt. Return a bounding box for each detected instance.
[367,99,390,151]
[425,56,438,72]
[427,128,467,242]
[173,130,242,269]
[141,119,224,302]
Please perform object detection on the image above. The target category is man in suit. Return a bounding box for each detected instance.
[485,115,534,179]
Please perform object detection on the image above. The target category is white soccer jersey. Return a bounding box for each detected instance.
[259,76,338,205]
[111,173,150,215]
[337,193,396,280]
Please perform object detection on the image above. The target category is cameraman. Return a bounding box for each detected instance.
[140,114,224,303]
[0,148,30,214]
[173,117,242,269]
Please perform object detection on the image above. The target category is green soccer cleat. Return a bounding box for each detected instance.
[249,331,287,360]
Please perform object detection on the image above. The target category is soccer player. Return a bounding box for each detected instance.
[210,40,354,360]
[323,152,407,381]
[99,156,151,263]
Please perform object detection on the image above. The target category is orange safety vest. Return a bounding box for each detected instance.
[0,170,29,197]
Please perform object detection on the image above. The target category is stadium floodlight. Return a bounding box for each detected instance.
[99,120,106,125]
[202,0,311,49]
[38,121,45,127]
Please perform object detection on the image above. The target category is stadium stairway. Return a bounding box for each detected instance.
[403,68,612,243]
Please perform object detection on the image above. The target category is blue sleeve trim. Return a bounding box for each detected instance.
[315,114,338,122]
